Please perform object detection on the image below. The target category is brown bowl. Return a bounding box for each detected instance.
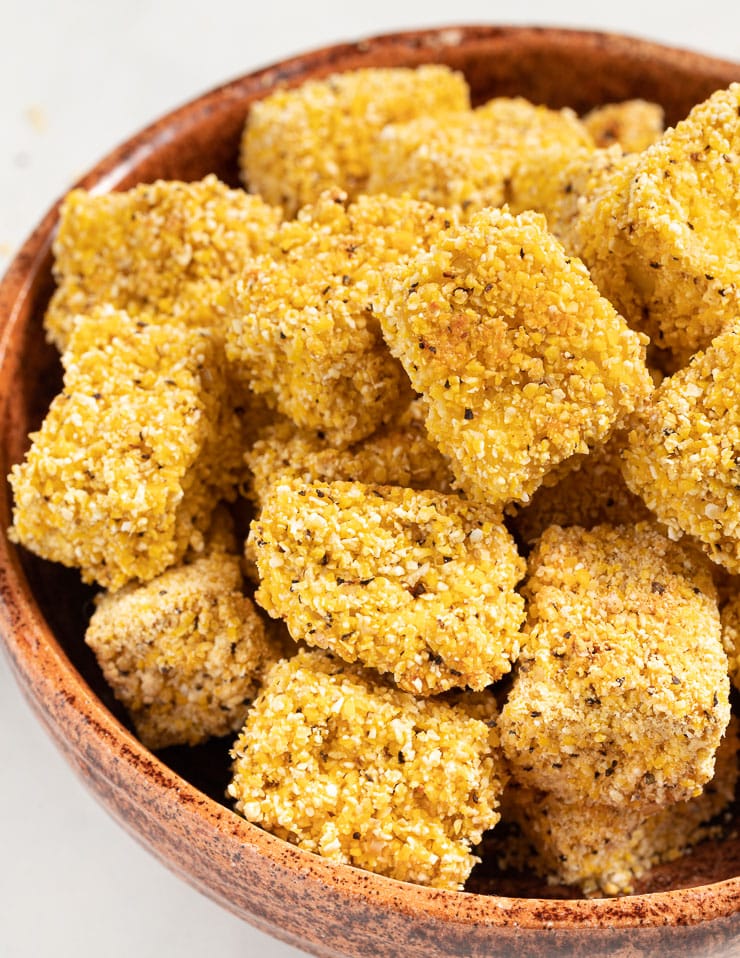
[1,25,739,958]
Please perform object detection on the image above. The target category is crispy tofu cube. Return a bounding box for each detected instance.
[582,99,664,152]
[9,309,238,589]
[241,65,469,215]
[86,552,278,749]
[379,207,652,507]
[720,593,740,690]
[249,481,525,695]
[45,175,281,352]
[228,649,505,890]
[224,191,454,446]
[499,523,730,807]
[622,319,740,573]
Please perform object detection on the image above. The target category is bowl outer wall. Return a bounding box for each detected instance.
[0,24,739,958]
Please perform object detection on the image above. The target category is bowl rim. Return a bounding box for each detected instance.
[1,22,739,935]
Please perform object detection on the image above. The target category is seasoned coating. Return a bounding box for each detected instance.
[582,99,664,152]
[249,481,526,695]
[573,84,740,362]
[241,65,469,215]
[367,97,592,219]
[9,309,236,590]
[622,319,740,574]
[379,206,652,507]
[228,649,505,889]
[720,593,740,690]
[86,552,278,749]
[507,434,652,546]
[45,175,281,352]
[225,191,454,446]
[500,522,729,807]
[245,401,453,507]
[504,716,738,897]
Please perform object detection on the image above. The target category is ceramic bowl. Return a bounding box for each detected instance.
[0,25,738,958]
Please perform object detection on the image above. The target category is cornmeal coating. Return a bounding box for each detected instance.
[245,401,453,507]
[504,716,738,897]
[720,594,740,690]
[367,97,592,219]
[228,649,505,890]
[249,481,525,695]
[9,309,234,590]
[241,65,469,216]
[573,84,740,363]
[622,320,740,574]
[379,207,652,507]
[507,434,651,546]
[500,522,729,807]
[45,175,281,352]
[582,100,664,152]
[86,552,278,749]
[225,191,453,446]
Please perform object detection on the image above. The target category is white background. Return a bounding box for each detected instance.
[1,3,739,956]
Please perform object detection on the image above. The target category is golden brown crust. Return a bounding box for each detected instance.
[582,100,664,153]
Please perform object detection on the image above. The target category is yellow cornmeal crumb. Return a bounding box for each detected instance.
[367,97,592,219]
[622,319,740,574]
[572,84,740,363]
[45,175,281,352]
[245,401,453,507]
[507,434,652,546]
[224,191,454,447]
[500,522,730,808]
[85,552,279,749]
[720,594,740,690]
[9,308,235,590]
[582,100,664,152]
[504,716,738,897]
[241,65,469,216]
[249,481,525,695]
[228,649,505,890]
[379,206,652,507]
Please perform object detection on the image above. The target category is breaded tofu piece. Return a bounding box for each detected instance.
[241,65,469,215]
[367,97,592,219]
[9,309,237,590]
[720,593,740,690]
[622,319,740,574]
[504,716,738,897]
[86,552,279,749]
[245,401,453,507]
[499,522,730,808]
[225,191,454,447]
[572,84,740,363]
[582,99,664,152]
[379,207,652,507]
[228,649,505,889]
[507,434,652,546]
[248,481,525,695]
[45,175,281,352]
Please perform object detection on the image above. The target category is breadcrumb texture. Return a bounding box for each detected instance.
[228,649,505,889]
[505,716,738,897]
[9,309,234,590]
[622,319,740,573]
[241,65,469,216]
[224,191,453,446]
[720,593,740,690]
[500,522,729,807]
[379,207,652,507]
[573,84,740,363]
[582,99,664,153]
[249,480,525,694]
[45,175,281,352]
[245,401,453,507]
[86,552,278,749]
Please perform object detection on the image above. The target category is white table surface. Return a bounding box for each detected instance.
[1,3,739,956]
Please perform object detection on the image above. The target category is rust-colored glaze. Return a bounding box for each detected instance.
[1,26,739,958]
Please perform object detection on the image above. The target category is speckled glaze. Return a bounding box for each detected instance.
[1,26,739,958]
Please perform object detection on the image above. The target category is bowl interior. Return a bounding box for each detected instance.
[3,24,740,906]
